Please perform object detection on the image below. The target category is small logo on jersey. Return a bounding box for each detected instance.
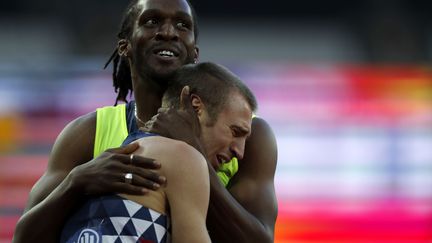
[76,229,100,243]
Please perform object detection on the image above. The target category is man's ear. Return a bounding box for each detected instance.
[190,94,203,115]
[117,39,131,57]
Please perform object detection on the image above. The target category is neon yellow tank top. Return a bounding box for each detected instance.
[93,104,238,187]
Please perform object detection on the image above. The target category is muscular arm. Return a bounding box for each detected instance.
[164,142,211,243]
[13,112,162,243]
[13,113,96,243]
[206,117,278,243]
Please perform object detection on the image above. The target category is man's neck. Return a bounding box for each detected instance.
[132,75,165,125]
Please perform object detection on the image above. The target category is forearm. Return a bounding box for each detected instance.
[13,175,82,243]
[206,169,273,243]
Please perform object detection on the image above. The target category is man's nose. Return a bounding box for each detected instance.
[155,22,179,41]
[230,139,246,160]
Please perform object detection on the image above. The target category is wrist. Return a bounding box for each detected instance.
[64,167,85,196]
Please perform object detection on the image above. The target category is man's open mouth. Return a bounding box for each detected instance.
[153,48,179,58]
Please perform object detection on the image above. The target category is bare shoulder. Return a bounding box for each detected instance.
[25,111,97,210]
[136,136,205,163]
[135,137,207,176]
[48,111,97,171]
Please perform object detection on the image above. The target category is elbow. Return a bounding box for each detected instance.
[239,230,273,243]
[263,232,274,243]
[238,222,274,243]
[251,219,275,243]
[255,229,273,243]
[12,217,25,243]
[12,216,56,243]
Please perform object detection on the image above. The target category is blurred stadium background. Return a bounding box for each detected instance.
[0,0,431,242]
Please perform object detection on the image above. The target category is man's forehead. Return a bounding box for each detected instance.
[136,0,193,16]
[224,96,253,128]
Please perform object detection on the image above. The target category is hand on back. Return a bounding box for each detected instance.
[69,142,166,196]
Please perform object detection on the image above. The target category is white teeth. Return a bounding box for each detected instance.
[158,50,174,57]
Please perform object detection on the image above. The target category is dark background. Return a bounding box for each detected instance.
[1,0,431,63]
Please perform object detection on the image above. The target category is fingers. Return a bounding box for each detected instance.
[124,170,164,190]
[157,107,169,113]
[141,113,160,133]
[126,162,166,185]
[114,156,166,185]
[80,145,166,196]
[108,142,139,155]
[131,154,161,169]
[106,143,161,168]
[111,167,166,194]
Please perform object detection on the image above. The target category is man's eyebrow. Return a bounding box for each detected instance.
[175,11,193,20]
[137,9,193,27]
[137,9,159,24]
[139,9,160,16]
[232,125,251,137]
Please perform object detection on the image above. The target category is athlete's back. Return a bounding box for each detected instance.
[122,136,211,243]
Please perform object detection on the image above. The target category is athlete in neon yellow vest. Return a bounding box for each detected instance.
[14,1,278,242]
[94,103,238,187]
[61,62,256,243]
